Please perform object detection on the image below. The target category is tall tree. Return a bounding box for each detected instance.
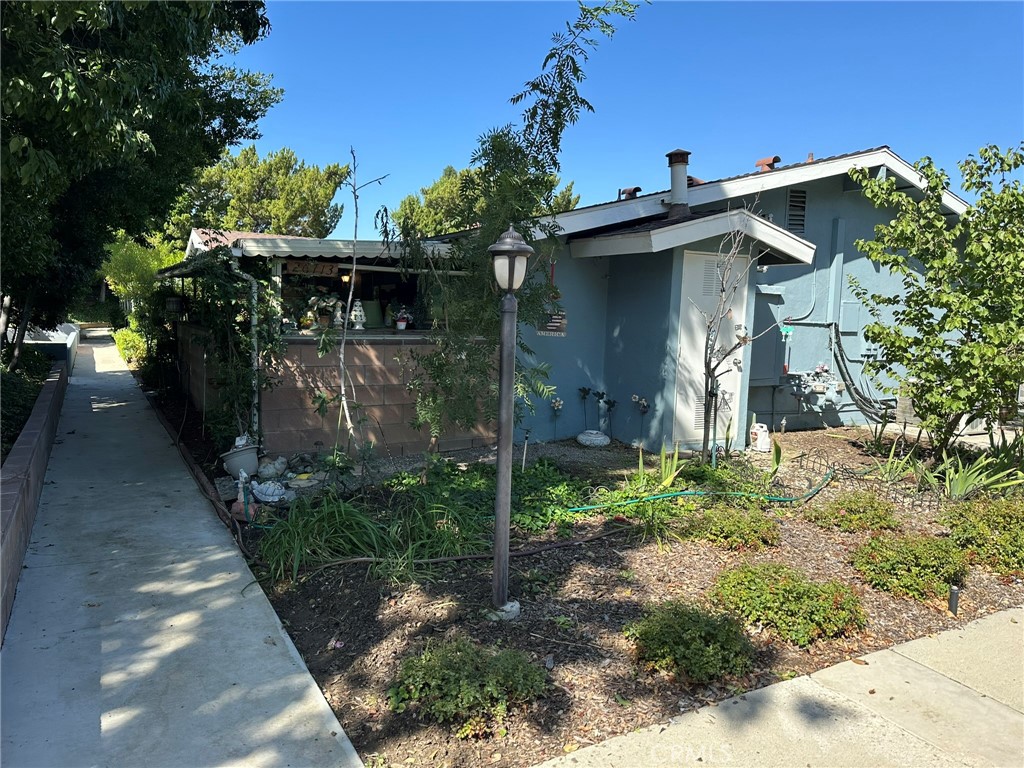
[160,146,349,249]
[389,0,639,438]
[101,233,180,308]
[395,165,580,238]
[0,1,280,365]
[850,143,1024,456]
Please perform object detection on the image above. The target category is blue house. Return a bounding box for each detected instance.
[518,146,968,450]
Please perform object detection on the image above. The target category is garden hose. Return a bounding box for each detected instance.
[564,469,835,514]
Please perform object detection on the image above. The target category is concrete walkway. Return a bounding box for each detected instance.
[1,335,362,767]
[537,606,1024,768]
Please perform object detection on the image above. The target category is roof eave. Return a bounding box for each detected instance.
[568,210,814,265]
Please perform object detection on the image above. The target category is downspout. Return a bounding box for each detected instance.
[229,260,260,443]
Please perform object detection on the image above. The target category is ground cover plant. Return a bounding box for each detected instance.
[679,501,781,550]
[624,601,755,683]
[942,496,1024,575]
[852,533,969,601]
[805,491,901,532]
[388,637,547,739]
[711,562,865,646]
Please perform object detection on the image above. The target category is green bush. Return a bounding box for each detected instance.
[1,348,53,463]
[681,502,780,550]
[388,638,546,738]
[624,601,755,683]
[852,534,968,600]
[112,327,147,365]
[942,497,1024,575]
[712,563,865,646]
[807,491,900,532]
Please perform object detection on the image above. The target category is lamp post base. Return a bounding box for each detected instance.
[485,600,521,622]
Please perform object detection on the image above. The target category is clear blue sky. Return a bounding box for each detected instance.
[229,1,1024,239]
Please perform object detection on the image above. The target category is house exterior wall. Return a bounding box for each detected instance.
[603,250,678,448]
[708,176,899,432]
[519,254,610,441]
[518,173,905,449]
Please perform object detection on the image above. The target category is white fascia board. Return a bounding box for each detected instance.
[570,210,814,264]
[689,148,969,215]
[533,197,667,240]
[236,237,452,261]
[549,149,968,239]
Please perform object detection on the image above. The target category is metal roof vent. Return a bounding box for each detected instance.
[618,186,642,200]
[756,155,782,172]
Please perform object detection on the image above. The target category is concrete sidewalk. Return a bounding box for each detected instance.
[538,606,1023,768]
[1,336,362,767]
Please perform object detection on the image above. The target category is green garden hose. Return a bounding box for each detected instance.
[564,469,835,514]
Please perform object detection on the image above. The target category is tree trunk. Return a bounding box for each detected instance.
[700,374,715,463]
[7,291,34,373]
[0,294,11,356]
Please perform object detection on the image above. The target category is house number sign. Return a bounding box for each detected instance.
[284,259,340,276]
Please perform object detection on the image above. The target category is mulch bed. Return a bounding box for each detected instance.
[151,390,1024,768]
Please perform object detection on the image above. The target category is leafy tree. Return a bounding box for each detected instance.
[102,233,180,307]
[850,143,1024,457]
[388,0,639,440]
[0,1,280,368]
[395,165,580,238]
[160,146,349,249]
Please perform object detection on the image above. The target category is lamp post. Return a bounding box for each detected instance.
[488,224,533,614]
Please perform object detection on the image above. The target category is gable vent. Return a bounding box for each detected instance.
[786,189,807,235]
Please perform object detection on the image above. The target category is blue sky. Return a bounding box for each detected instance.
[229,1,1024,239]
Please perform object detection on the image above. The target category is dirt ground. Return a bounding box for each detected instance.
[246,428,1024,768]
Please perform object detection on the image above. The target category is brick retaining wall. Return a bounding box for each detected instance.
[1,362,68,644]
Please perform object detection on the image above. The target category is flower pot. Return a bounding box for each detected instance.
[221,444,259,479]
[396,320,407,330]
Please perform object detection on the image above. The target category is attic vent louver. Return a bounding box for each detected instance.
[786,189,807,235]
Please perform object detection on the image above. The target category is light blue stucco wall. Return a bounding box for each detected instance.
[602,251,677,448]
[713,176,900,432]
[518,171,908,447]
[519,253,610,441]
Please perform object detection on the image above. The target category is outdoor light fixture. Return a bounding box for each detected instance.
[489,224,533,293]
[488,225,534,617]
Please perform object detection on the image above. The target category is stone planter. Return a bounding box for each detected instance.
[576,430,610,447]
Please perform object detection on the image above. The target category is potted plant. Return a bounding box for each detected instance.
[396,306,412,330]
[307,290,341,327]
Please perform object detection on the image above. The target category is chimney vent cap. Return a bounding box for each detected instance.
[755,155,782,172]
[666,149,692,166]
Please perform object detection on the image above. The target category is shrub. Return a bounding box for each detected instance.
[1,348,53,463]
[712,563,865,646]
[112,327,147,365]
[942,497,1024,575]
[852,534,968,600]
[624,601,755,683]
[807,491,900,532]
[681,502,781,550]
[388,638,546,738]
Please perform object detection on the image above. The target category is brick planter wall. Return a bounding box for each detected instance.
[262,336,495,456]
[177,325,495,458]
[1,362,68,644]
